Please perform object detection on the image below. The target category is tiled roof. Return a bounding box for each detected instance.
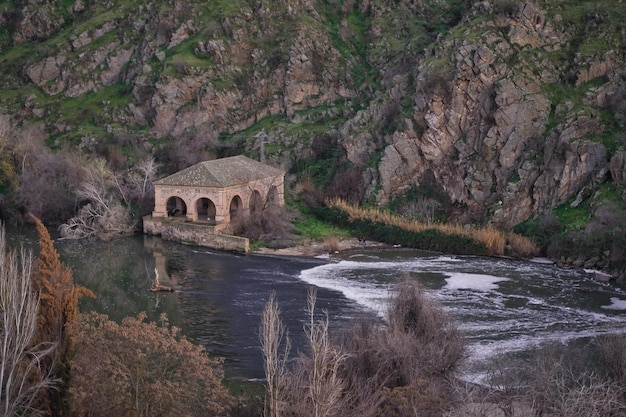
[154,155,284,187]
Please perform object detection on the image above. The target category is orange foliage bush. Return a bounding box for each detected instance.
[28,214,94,416]
[71,312,234,417]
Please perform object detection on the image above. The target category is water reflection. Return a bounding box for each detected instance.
[58,235,184,325]
[54,233,354,380]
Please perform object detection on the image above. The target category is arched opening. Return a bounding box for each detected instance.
[268,186,280,206]
[196,198,217,224]
[249,190,263,213]
[166,196,187,217]
[229,195,243,220]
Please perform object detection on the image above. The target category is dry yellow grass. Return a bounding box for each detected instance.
[322,235,341,253]
[506,232,540,258]
[327,198,539,258]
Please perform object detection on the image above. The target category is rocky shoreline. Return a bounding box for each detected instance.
[252,237,389,258]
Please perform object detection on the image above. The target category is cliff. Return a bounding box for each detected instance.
[0,0,625,270]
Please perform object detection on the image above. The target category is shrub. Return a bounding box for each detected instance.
[492,0,520,17]
[524,341,625,417]
[317,202,488,255]
[71,312,234,417]
[383,279,464,378]
[339,279,464,417]
[597,334,626,387]
[29,215,94,416]
[16,151,85,224]
[260,281,464,417]
[513,214,562,253]
[455,339,626,416]
[322,235,340,253]
[231,203,296,247]
[472,226,506,256]
[327,166,364,204]
[506,232,540,258]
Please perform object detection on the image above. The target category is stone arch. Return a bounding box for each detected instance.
[166,196,187,217]
[249,190,263,213]
[196,197,217,223]
[229,195,243,220]
[268,186,280,206]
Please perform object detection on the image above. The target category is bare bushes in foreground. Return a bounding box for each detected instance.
[286,289,352,417]
[526,343,624,417]
[448,338,626,417]
[260,293,291,417]
[0,225,56,417]
[341,280,464,417]
[260,280,465,417]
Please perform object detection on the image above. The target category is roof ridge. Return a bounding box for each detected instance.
[154,155,283,187]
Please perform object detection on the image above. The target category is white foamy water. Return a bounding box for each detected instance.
[297,249,626,382]
[444,273,510,291]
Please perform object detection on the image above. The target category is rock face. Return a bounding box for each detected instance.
[363,2,625,227]
[1,0,625,230]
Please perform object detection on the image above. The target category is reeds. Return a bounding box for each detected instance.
[327,198,539,258]
[322,236,341,253]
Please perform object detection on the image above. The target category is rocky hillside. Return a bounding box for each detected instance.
[0,0,625,268]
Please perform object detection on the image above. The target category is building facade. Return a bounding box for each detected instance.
[151,155,285,228]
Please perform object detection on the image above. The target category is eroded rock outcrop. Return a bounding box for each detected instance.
[363,1,623,227]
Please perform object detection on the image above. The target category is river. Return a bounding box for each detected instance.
[7,227,626,384]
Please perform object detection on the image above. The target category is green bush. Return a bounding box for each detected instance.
[513,214,562,253]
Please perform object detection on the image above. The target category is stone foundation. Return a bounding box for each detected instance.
[143,216,249,253]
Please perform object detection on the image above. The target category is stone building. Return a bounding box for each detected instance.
[144,155,284,253]
[151,155,285,227]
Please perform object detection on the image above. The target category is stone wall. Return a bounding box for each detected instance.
[143,216,250,253]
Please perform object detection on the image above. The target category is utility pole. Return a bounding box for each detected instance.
[255,130,269,163]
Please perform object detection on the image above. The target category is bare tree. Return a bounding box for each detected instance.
[135,157,158,201]
[297,288,351,417]
[260,292,291,417]
[113,157,159,208]
[398,197,441,224]
[59,159,135,240]
[0,225,57,417]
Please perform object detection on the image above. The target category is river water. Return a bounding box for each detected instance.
[8,228,626,383]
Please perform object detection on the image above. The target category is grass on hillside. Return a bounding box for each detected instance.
[553,182,626,231]
[292,211,350,241]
